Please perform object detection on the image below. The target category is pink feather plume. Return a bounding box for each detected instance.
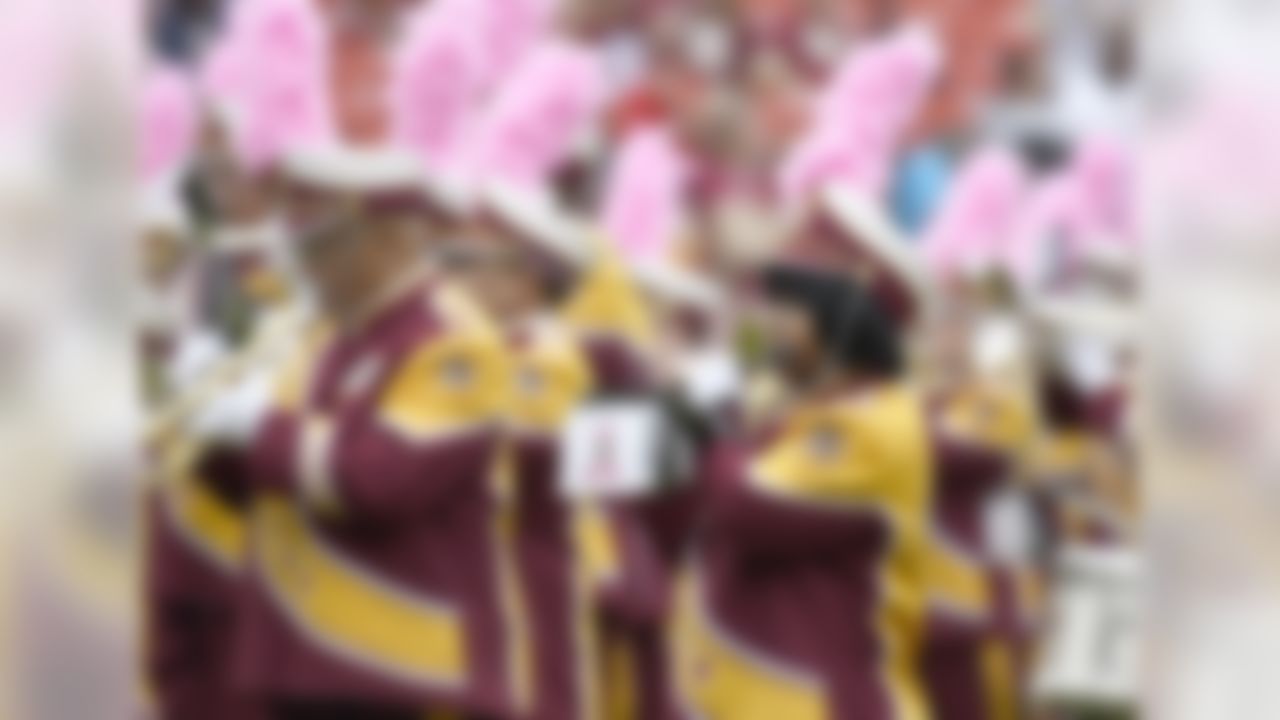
[922,146,1028,278]
[601,126,690,263]
[201,0,334,171]
[780,24,943,202]
[1005,175,1092,290]
[1070,134,1134,247]
[465,39,605,187]
[139,65,199,182]
[388,0,485,172]
[1003,134,1138,289]
[470,0,558,93]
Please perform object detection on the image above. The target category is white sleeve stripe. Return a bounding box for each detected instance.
[299,415,340,512]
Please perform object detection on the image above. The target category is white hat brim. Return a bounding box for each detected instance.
[479,182,586,267]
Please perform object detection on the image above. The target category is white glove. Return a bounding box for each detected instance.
[676,348,743,413]
[983,488,1039,567]
[969,314,1025,376]
[186,369,275,447]
[166,331,229,390]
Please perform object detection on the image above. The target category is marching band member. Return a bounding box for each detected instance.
[561,240,693,720]
[921,296,1040,720]
[671,185,934,720]
[140,184,271,720]
[596,123,738,578]
[1026,300,1137,552]
[917,146,1041,720]
[137,63,277,720]
[182,116,295,344]
[463,181,680,720]
[457,182,599,720]
[184,144,517,720]
[626,257,734,587]
[1018,300,1139,717]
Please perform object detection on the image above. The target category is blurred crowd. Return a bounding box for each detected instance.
[147,0,1137,232]
[14,0,1144,719]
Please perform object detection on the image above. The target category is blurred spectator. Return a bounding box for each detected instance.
[892,142,954,235]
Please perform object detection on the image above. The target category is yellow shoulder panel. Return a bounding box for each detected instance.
[559,247,654,351]
[940,381,1036,459]
[378,329,508,441]
[509,324,593,435]
[751,385,932,513]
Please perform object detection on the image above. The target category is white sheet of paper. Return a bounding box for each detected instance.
[1033,546,1142,709]
[559,402,664,500]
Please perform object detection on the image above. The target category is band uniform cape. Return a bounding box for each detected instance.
[672,383,934,720]
[232,276,524,717]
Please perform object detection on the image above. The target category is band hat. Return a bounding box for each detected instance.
[778,184,927,327]
[422,169,473,222]
[283,143,422,194]
[1031,295,1136,345]
[632,258,724,313]
[281,143,431,214]
[1034,295,1136,343]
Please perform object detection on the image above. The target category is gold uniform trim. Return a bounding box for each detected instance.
[922,533,990,619]
[574,504,622,590]
[507,323,593,437]
[489,449,534,714]
[154,435,246,573]
[254,497,467,688]
[939,382,1036,459]
[672,565,830,720]
[980,639,1019,720]
[163,475,247,573]
[572,538,603,720]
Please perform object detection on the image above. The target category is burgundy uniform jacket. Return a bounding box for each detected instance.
[671,384,934,720]
[232,279,522,718]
